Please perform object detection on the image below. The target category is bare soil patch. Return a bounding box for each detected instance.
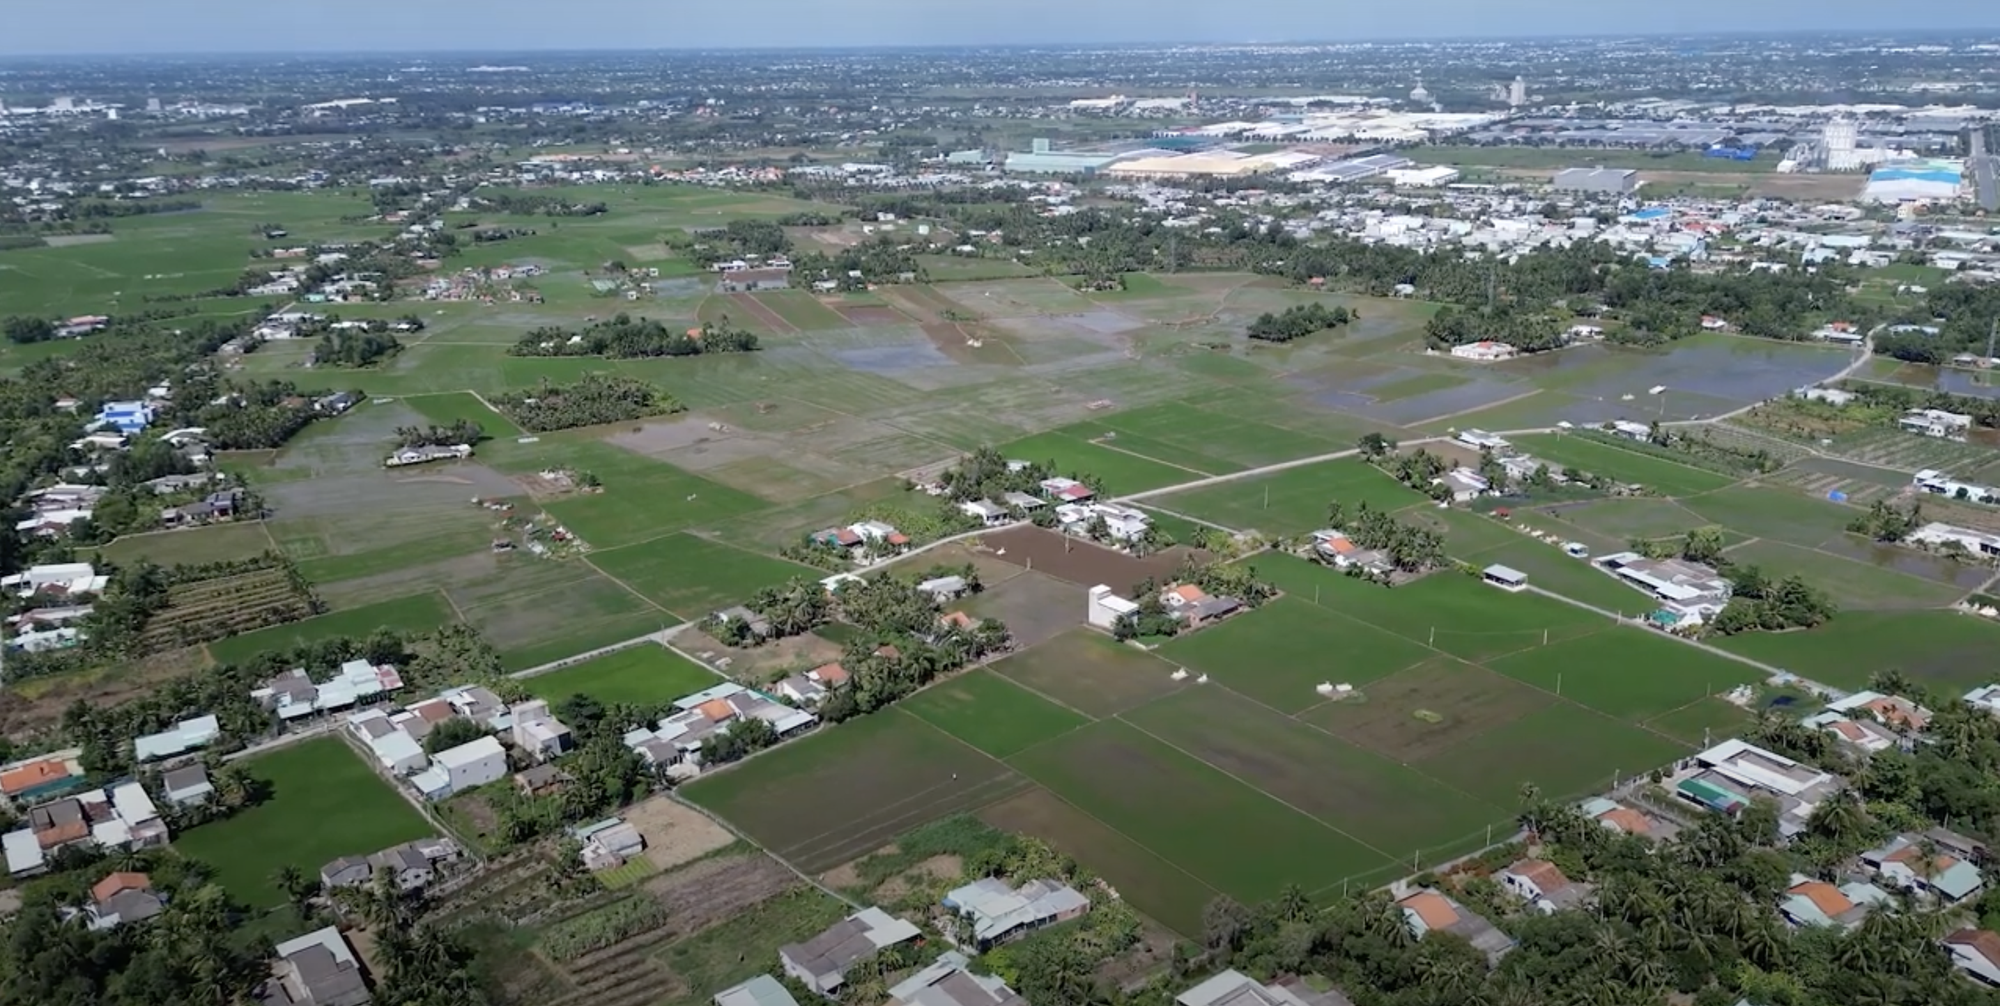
[837,305,909,326]
[676,628,844,683]
[623,796,740,870]
[621,244,674,262]
[978,525,1193,596]
[639,852,800,934]
[604,415,735,456]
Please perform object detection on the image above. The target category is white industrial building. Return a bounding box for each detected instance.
[1900,408,1973,439]
[1915,470,1998,505]
[1908,522,2000,557]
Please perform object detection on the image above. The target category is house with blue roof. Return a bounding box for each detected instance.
[93,401,154,436]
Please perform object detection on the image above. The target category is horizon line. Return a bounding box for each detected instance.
[4,26,2000,60]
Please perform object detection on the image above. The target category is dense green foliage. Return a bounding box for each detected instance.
[1248,302,1352,343]
[1712,565,1838,635]
[1878,286,2000,363]
[509,315,759,358]
[490,375,681,432]
[312,329,402,367]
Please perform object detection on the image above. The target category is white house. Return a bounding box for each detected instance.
[1497,859,1584,913]
[133,715,221,762]
[1909,522,2000,556]
[1,563,109,598]
[1449,341,1517,362]
[1434,467,1489,502]
[1086,585,1139,630]
[1454,429,1511,451]
[1914,470,1998,505]
[959,500,1010,526]
[411,735,506,800]
[510,700,574,761]
[1901,409,1973,440]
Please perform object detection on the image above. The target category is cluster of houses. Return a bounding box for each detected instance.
[720,875,1093,1006]
[384,443,473,468]
[420,263,547,303]
[2,561,109,653]
[2,779,169,877]
[344,684,574,801]
[1085,582,1244,631]
[1442,325,1605,363]
[809,519,912,564]
[320,836,462,893]
[946,475,1154,545]
[621,682,817,777]
[1593,551,1735,629]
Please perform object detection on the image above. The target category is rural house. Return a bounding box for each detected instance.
[256,926,371,1006]
[514,764,574,797]
[1802,709,1902,754]
[510,700,575,761]
[256,661,406,722]
[160,764,215,807]
[1947,929,2000,986]
[716,268,791,293]
[1396,889,1513,962]
[623,683,817,769]
[1779,875,1892,929]
[776,663,848,705]
[4,783,169,877]
[1038,477,1094,503]
[384,444,472,468]
[959,500,1010,526]
[0,749,86,806]
[1900,408,1973,440]
[1086,585,1139,630]
[1594,552,1732,627]
[939,877,1089,950]
[918,575,971,602]
[1175,969,1355,1006]
[1498,859,1589,913]
[1578,797,1670,839]
[886,951,1026,1006]
[575,817,647,871]
[1433,467,1490,502]
[1310,530,1392,576]
[1826,690,1932,732]
[1914,470,1999,505]
[715,975,801,1006]
[409,736,507,801]
[1863,835,1985,904]
[779,906,923,994]
[711,605,774,640]
[347,709,431,776]
[76,871,166,930]
[1674,739,1842,839]
[1159,584,1242,627]
[133,714,222,762]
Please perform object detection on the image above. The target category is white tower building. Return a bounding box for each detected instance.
[1509,76,1527,108]
[1824,118,1861,172]
[1410,74,1431,104]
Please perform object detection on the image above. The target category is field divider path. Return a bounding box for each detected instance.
[1107,711,1404,868]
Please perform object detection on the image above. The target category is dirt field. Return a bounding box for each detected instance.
[978,526,1190,596]
[624,796,740,870]
[728,292,797,333]
[638,852,800,935]
[962,570,1086,650]
[675,627,843,683]
[1303,656,1557,762]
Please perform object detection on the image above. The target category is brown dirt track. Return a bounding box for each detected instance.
[979,526,1190,596]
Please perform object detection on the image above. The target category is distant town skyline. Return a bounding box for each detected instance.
[2,0,1997,56]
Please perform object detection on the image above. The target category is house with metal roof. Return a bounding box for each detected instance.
[940,877,1090,950]
[1675,739,1842,839]
[1864,835,1986,904]
[1396,888,1514,963]
[779,906,922,994]
[1176,969,1354,1006]
[888,951,1026,1006]
[134,714,221,762]
[714,975,800,1006]
[1779,874,1892,929]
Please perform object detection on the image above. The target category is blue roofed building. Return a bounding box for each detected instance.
[93,401,154,435]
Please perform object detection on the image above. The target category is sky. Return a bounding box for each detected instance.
[2,0,1994,56]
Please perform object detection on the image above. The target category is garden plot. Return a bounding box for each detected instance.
[1827,427,1996,474]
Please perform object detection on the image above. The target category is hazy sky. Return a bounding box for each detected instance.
[2,0,1994,55]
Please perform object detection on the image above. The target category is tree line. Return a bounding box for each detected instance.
[508,314,759,359]
[1248,302,1352,343]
